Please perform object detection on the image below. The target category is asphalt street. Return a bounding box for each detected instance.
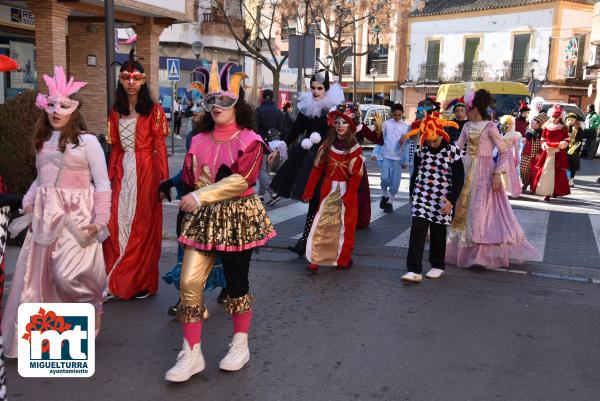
[3,133,600,401]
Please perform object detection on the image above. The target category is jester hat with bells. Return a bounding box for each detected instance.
[190,56,248,111]
[35,65,87,115]
[405,112,458,146]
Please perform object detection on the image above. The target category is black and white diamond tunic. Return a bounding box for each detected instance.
[409,141,464,225]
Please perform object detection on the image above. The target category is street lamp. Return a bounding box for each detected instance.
[529,58,539,96]
[191,41,204,61]
[325,55,334,71]
[370,67,378,104]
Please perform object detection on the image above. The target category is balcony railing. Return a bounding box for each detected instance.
[367,58,388,75]
[418,63,444,82]
[202,12,244,27]
[455,61,486,81]
[502,60,527,81]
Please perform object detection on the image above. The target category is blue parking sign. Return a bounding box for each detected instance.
[167,58,180,81]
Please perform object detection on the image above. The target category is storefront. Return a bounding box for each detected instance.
[0,3,35,104]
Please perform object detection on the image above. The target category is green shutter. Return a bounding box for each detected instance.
[426,40,440,66]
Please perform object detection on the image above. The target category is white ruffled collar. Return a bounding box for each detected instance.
[297,83,345,118]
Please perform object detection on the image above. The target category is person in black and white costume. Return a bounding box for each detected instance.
[401,118,465,282]
[268,71,344,255]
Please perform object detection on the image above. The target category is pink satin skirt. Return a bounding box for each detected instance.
[1,186,107,358]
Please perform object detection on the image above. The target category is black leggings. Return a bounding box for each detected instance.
[406,217,447,274]
[217,249,253,298]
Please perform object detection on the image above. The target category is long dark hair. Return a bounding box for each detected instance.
[195,89,257,133]
[112,60,155,116]
[33,95,88,153]
[320,125,358,156]
[472,89,492,121]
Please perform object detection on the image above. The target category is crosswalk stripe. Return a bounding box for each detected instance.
[267,202,309,225]
[513,209,549,262]
[589,215,600,256]
[289,198,410,239]
[385,209,549,263]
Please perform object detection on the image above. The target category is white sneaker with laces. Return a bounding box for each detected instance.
[425,268,445,279]
[165,340,205,382]
[219,332,250,371]
[401,272,423,283]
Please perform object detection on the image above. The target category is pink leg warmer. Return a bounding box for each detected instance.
[182,321,203,348]
[232,309,253,333]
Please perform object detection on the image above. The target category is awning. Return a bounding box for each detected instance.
[342,83,398,93]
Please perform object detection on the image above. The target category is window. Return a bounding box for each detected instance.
[314,48,320,71]
[511,34,530,80]
[367,45,389,75]
[463,38,480,80]
[425,40,440,80]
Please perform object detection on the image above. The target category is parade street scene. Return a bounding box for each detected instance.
[1,0,600,400]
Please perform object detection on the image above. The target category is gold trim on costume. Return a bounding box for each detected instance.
[195,174,249,204]
[224,293,255,314]
[310,187,343,265]
[106,120,112,145]
[177,304,209,323]
[451,130,480,232]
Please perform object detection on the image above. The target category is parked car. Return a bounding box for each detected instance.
[540,102,585,120]
[359,104,392,126]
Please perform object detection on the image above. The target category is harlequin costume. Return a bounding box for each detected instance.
[445,91,537,268]
[520,112,547,191]
[531,105,570,199]
[302,104,364,271]
[2,66,111,357]
[269,71,344,256]
[165,59,276,382]
[401,113,464,282]
[103,50,169,300]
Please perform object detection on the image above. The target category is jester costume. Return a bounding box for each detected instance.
[165,59,275,382]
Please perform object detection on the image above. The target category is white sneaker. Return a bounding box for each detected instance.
[425,268,445,279]
[569,178,574,187]
[219,332,250,371]
[401,272,423,283]
[165,340,205,382]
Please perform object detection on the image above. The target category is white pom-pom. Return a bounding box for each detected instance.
[310,132,321,144]
[301,138,313,150]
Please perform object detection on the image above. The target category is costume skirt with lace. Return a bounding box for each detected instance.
[179,195,276,252]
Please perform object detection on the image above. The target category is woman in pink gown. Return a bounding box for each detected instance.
[1,66,110,357]
[446,89,537,268]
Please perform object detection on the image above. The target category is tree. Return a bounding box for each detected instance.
[214,0,296,104]
[306,0,403,99]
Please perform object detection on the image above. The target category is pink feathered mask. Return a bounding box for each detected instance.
[35,65,87,115]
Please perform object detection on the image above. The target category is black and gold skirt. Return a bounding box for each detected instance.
[179,195,276,251]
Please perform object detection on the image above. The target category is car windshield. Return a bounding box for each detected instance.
[493,94,529,118]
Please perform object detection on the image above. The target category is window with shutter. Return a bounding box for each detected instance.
[511,34,530,80]
[426,40,440,80]
[463,38,480,80]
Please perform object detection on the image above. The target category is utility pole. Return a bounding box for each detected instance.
[104,0,115,117]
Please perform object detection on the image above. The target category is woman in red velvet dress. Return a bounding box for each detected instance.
[532,105,570,202]
[104,50,169,300]
[302,104,364,272]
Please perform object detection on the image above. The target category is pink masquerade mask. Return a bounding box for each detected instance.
[35,65,87,115]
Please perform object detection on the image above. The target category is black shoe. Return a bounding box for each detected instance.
[134,291,151,299]
[167,300,180,316]
[217,288,228,304]
[383,203,393,213]
[379,196,389,209]
[287,239,306,257]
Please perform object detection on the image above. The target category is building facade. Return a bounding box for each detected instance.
[403,0,594,119]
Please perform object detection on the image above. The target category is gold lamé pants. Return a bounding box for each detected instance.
[177,247,254,323]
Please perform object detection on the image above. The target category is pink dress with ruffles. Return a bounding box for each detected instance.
[1,132,110,357]
[446,121,537,268]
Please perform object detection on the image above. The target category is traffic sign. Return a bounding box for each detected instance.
[167,58,180,81]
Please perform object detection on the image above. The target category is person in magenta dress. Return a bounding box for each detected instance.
[2,66,110,357]
[164,59,275,382]
[531,105,570,202]
[446,89,537,268]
